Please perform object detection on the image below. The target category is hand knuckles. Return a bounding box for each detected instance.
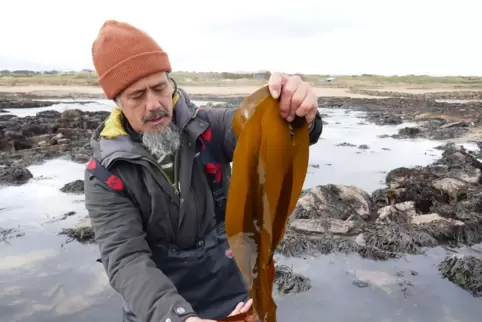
[291,96,303,107]
[291,75,302,83]
[282,87,295,97]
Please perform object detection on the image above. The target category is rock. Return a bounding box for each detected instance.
[0,165,33,185]
[337,142,356,147]
[439,254,482,297]
[365,112,403,125]
[293,184,372,220]
[31,134,51,143]
[352,280,370,288]
[376,201,418,223]
[57,138,71,145]
[274,265,311,294]
[386,167,437,188]
[414,113,472,125]
[59,218,94,243]
[0,98,60,110]
[410,213,464,226]
[289,218,359,236]
[0,227,25,241]
[395,127,421,138]
[0,107,108,167]
[60,180,84,194]
[278,144,482,261]
[61,109,84,119]
[430,144,482,184]
[431,177,469,201]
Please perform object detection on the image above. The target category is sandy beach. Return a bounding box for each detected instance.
[0,84,374,98]
[1,84,482,100]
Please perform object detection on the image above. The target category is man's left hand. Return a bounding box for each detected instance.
[268,72,318,126]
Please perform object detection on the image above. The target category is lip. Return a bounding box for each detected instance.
[150,116,166,125]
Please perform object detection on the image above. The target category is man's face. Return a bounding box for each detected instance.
[117,72,174,134]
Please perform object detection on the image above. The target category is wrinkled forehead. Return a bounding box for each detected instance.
[119,72,170,99]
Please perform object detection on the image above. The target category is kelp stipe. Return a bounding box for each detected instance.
[221,86,310,322]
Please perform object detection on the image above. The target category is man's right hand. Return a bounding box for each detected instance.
[227,299,253,317]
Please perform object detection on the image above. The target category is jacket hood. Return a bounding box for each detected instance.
[90,89,197,167]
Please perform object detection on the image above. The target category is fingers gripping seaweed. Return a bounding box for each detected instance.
[221,86,310,322]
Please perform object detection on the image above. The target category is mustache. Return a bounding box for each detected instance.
[143,109,169,124]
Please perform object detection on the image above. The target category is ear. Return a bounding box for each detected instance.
[114,96,123,109]
[167,75,178,97]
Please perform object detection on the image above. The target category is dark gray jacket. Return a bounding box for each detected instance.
[84,89,323,322]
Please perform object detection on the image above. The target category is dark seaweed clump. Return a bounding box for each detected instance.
[274,265,311,294]
[439,254,482,297]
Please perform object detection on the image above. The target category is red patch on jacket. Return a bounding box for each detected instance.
[201,127,212,142]
[225,248,233,258]
[205,162,222,183]
[86,158,96,170]
[106,175,124,191]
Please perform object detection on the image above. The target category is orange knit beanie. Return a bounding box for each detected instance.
[92,20,172,99]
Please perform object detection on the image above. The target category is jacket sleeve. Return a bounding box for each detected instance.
[204,107,324,161]
[308,109,323,145]
[84,170,196,322]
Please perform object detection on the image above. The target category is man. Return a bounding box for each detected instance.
[85,20,323,322]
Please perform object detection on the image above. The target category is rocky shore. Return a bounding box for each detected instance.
[319,96,482,141]
[0,108,109,172]
[1,94,481,297]
[52,143,482,297]
[1,94,481,175]
[349,89,482,100]
[277,143,482,296]
[0,97,63,111]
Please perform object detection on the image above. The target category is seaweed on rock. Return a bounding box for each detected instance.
[277,144,482,261]
[274,265,312,294]
[439,254,482,297]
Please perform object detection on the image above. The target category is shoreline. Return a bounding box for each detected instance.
[1,84,482,144]
[1,84,482,101]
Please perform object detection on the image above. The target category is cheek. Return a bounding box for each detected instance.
[159,97,173,114]
[124,109,146,132]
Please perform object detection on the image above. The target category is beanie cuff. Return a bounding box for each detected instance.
[98,51,172,99]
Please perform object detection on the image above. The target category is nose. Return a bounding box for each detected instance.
[145,90,161,112]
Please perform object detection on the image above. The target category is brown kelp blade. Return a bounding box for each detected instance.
[223,86,310,322]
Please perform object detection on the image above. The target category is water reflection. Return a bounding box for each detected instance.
[305,108,444,192]
[4,99,223,117]
[275,247,482,322]
[0,230,120,322]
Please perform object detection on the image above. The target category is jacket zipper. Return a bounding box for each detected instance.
[172,112,198,194]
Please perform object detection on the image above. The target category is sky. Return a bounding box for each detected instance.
[0,0,481,76]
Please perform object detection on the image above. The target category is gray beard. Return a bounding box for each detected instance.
[142,123,180,156]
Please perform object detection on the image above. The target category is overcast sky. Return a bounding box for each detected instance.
[1,0,481,75]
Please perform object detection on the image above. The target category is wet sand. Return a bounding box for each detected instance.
[3,84,481,99]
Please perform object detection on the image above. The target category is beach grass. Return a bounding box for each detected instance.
[1,71,482,89]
